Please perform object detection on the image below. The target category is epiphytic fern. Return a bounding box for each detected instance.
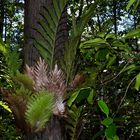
[63,3,97,83]
[1,57,68,133]
[25,91,54,132]
[34,0,68,70]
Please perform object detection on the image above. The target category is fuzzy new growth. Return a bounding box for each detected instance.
[25,58,67,116]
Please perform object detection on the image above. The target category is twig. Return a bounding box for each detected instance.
[102,63,129,85]
[113,76,136,117]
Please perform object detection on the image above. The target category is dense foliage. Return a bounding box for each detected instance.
[0,0,140,139]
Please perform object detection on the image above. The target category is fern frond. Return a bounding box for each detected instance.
[15,85,32,99]
[15,72,34,90]
[63,3,97,83]
[66,105,82,140]
[34,0,68,70]
[25,91,54,131]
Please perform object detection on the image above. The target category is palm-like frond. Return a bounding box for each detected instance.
[34,0,68,70]
[63,3,97,83]
[25,91,54,132]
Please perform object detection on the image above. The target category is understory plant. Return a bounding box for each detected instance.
[1,57,67,133]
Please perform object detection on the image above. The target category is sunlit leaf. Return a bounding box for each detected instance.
[0,101,12,113]
[67,91,79,107]
[105,123,116,139]
[126,0,136,11]
[98,100,109,117]
[113,135,119,140]
[125,28,140,38]
[87,89,96,105]
[135,73,140,91]
[102,117,113,127]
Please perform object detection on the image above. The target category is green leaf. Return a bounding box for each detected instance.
[87,89,96,105]
[102,117,113,127]
[75,87,91,105]
[126,0,136,11]
[67,91,79,107]
[98,100,109,117]
[92,130,104,140]
[67,87,91,107]
[122,64,137,73]
[135,73,140,91]
[125,28,140,38]
[106,55,116,68]
[25,91,54,131]
[66,105,82,140]
[0,101,12,113]
[82,38,108,48]
[15,73,34,90]
[0,38,7,55]
[105,123,116,139]
[133,0,140,11]
[95,49,109,62]
[113,135,119,140]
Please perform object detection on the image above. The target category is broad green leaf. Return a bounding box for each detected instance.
[102,117,113,127]
[113,135,119,140]
[126,0,136,11]
[105,123,116,139]
[105,33,116,40]
[98,100,109,117]
[95,49,109,62]
[67,91,79,107]
[0,101,12,113]
[125,28,140,38]
[83,38,107,46]
[87,89,96,104]
[75,87,91,105]
[112,41,131,52]
[67,87,91,107]
[122,64,137,73]
[135,73,140,91]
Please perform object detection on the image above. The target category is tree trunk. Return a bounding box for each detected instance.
[0,0,4,38]
[113,0,117,35]
[24,0,68,139]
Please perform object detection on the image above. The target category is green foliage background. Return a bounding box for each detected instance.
[0,0,140,139]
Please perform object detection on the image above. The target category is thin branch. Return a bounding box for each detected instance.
[113,76,136,117]
[102,63,129,85]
